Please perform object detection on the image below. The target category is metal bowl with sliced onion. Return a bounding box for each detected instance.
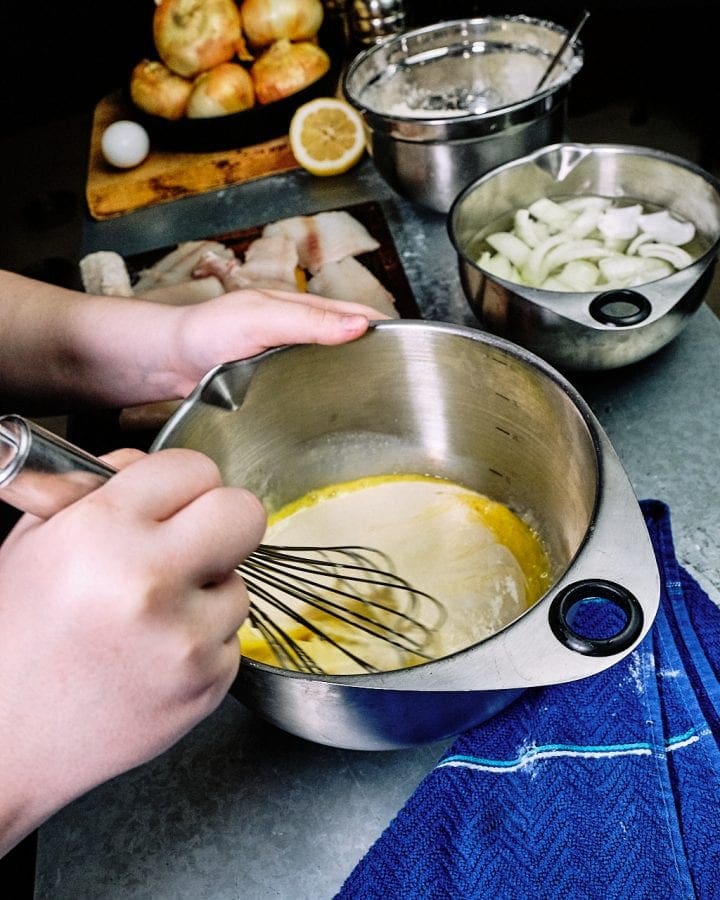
[449,142,720,371]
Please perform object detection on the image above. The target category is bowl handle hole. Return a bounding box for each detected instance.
[549,579,644,656]
[589,290,652,326]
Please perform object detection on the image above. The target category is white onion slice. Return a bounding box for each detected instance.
[513,209,548,248]
[637,242,694,268]
[522,233,569,285]
[557,260,600,291]
[543,240,614,276]
[597,205,643,241]
[485,232,530,267]
[637,210,696,246]
[626,232,656,255]
[478,251,520,282]
[476,195,697,292]
[527,198,575,233]
[598,255,654,284]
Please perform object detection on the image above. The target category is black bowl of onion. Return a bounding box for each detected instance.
[449,142,720,371]
[127,0,343,152]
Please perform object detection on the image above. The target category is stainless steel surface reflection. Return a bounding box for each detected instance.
[152,321,659,749]
[343,16,584,211]
[450,143,720,371]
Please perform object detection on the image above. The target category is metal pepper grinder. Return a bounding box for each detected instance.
[347,0,407,47]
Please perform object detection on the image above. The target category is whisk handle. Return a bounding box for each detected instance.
[0,414,116,519]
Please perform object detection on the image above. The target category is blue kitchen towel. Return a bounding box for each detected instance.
[336,500,720,900]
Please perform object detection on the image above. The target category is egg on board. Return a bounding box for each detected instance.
[101,120,150,169]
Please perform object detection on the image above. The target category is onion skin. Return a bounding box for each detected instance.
[130,59,193,120]
[251,39,330,104]
[187,62,256,118]
[240,0,324,47]
[153,0,243,78]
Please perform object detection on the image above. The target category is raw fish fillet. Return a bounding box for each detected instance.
[240,234,299,289]
[133,240,235,293]
[193,242,298,293]
[79,251,134,297]
[263,211,380,274]
[307,256,398,319]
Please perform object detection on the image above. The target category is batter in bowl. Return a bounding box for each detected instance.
[239,474,551,674]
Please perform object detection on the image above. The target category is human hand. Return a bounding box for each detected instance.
[170,288,385,396]
[0,447,265,855]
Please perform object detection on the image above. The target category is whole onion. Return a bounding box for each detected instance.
[153,0,243,78]
[130,59,193,120]
[251,39,330,104]
[187,63,256,118]
[240,0,324,48]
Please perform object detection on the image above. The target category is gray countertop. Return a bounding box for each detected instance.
[35,160,720,899]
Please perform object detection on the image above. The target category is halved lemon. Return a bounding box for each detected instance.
[289,97,366,177]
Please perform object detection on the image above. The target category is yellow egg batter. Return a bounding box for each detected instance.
[239,474,551,674]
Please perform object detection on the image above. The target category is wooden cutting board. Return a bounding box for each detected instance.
[85,92,301,221]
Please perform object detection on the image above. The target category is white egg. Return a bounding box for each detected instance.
[101,120,150,169]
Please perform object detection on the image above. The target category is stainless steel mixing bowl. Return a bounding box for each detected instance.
[152,321,659,750]
[449,143,720,371]
[343,16,583,212]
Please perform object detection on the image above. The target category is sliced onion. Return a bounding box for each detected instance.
[475,194,698,292]
[557,260,600,291]
[598,254,653,284]
[637,210,696,245]
[478,251,520,282]
[566,206,603,239]
[626,232,656,255]
[597,205,643,241]
[527,198,575,233]
[485,232,530,267]
[521,234,568,285]
[626,258,674,285]
[513,209,547,248]
[637,242,694,268]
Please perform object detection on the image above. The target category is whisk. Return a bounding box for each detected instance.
[0,414,445,675]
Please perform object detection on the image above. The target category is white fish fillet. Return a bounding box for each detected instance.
[79,251,134,297]
[193,245,298,293]
[307,256,398,318]
[133,240,235,293]
[240,234,299,289]
[263,210,380,273]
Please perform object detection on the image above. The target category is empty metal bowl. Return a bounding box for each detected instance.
[343,16,583,212]
[449,143,720,371]
[152,321,659,750]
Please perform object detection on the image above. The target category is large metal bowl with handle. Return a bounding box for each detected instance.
[152,320,659,749]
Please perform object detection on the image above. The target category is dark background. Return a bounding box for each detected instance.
[2,1,718,147]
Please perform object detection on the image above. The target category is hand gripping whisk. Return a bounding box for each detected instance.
[0,415,445,674]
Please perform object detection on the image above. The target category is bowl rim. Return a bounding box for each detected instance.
[342,14,584,139]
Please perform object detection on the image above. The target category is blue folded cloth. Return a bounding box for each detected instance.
[336,500,720,900]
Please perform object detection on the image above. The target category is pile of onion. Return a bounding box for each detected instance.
[476,196,699,291]
[130,0,330,120]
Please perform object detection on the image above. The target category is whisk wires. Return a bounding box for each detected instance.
[238,544,446,674]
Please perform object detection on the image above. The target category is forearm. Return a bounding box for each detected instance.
[0,267,378,413]
[0,270,188,410]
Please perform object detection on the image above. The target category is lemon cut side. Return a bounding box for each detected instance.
[289,97,366,177]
